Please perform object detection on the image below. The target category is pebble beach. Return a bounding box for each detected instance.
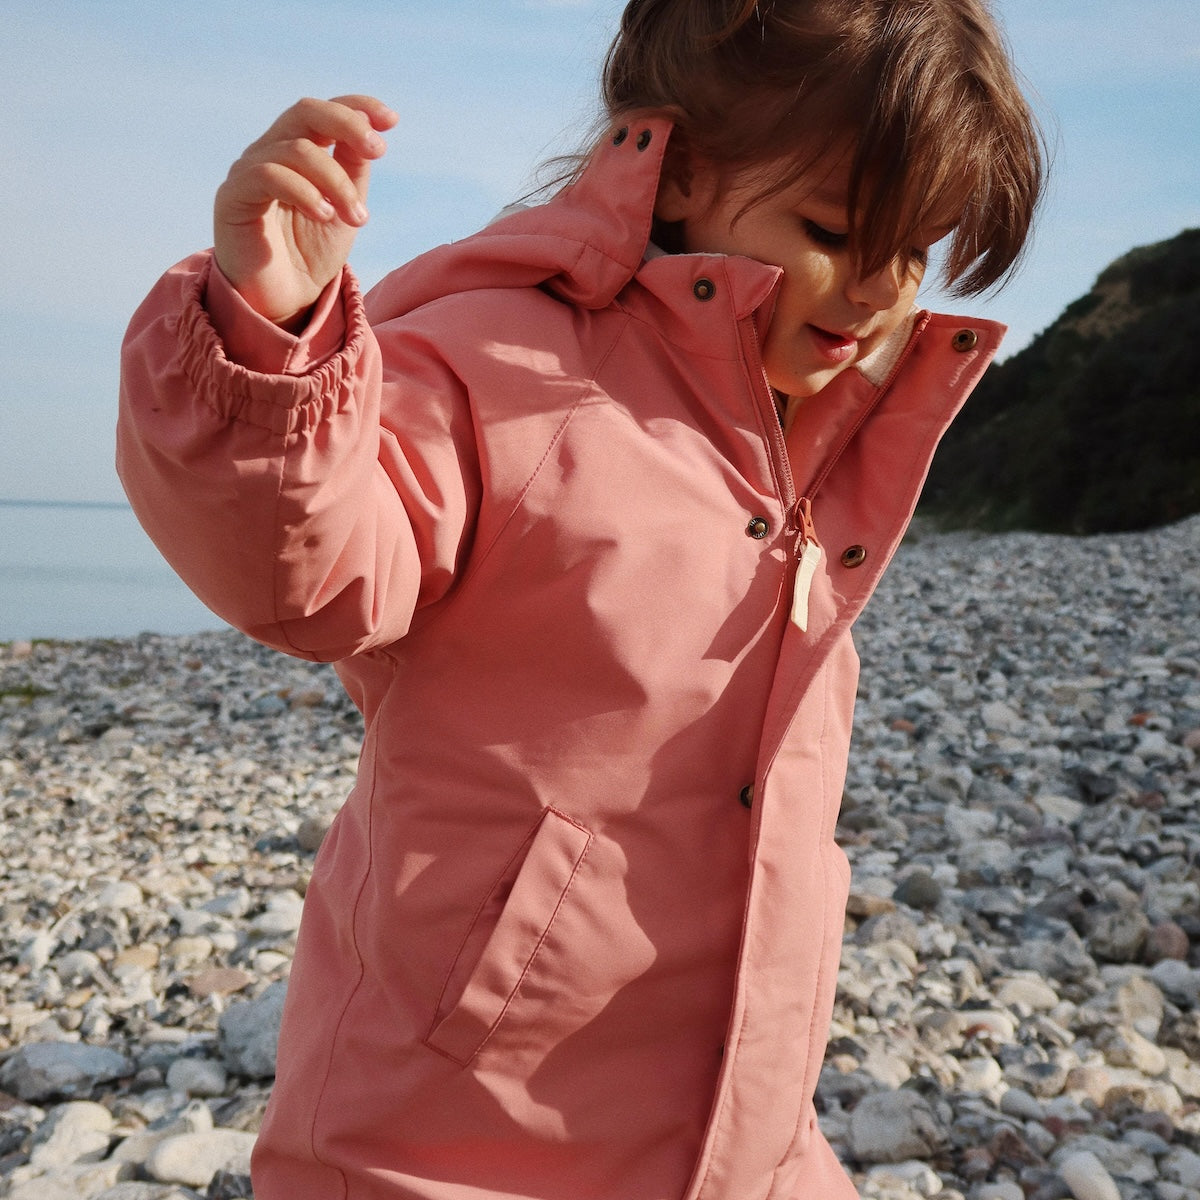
[1,516,1198,1200]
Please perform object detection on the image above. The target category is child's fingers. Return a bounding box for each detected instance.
[219,159,344,227]
[265,96,394,167]
[236,137,371,226]
[327,93,400,134]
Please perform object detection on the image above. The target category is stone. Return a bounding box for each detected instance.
[999,1086,1045,1121]
[1056,1150,1122,1200]
[1146,921,1191,964]
[1086,903,1151,963]
[1032,792,1085,825]
[185,968,255,999]
[144,1129,257,1188]
[1101,1027,1167,1076]
[97,880,145,911]
[218,981,288,1078]
[165,1057,229,1098]
[848,1090,947,1164]
[994,976,1061,1013]
[893,869,942,911]
[975,1185,1024,1200]
[206,1159,256,1200]
[862,1160,943,1196]
[1164,1147,1200,1188]
[5,1161,134,1200]
[1150,960,1200,1008]
[28,1100,115,1170]
[0,1043,134,1102]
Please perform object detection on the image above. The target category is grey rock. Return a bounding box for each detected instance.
[848,1089,948,1164]
[1150,960,1200,1008]
[206,1161,255,1200]
[165,1057,229,1098]
[1086,903,1151,963]
[893,869,942,911]
[218,981,287,1078]
[0,1043,134,1102]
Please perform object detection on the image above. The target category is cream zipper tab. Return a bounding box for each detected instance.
[790,498,822,633]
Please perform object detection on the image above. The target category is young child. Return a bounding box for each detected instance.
[118,2,1044,1196]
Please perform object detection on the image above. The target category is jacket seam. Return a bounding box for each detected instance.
[783,662,835,1171]
[303,659,394,1196]
[403,311,635,643]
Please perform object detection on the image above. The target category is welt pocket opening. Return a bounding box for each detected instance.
[425,807,592,1065]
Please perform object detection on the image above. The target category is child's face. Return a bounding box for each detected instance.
[657,153,949,399]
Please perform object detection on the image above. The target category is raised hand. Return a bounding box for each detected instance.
[213,94,398,328]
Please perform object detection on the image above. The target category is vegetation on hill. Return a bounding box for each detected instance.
[920,228,1200,533]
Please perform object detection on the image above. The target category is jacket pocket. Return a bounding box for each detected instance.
[425,807,592,1065]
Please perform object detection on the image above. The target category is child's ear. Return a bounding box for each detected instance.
[654,149,718,224]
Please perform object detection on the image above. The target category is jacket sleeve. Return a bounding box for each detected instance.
[116,251,481,662]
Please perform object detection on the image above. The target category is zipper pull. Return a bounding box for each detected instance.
[790,497,823,633]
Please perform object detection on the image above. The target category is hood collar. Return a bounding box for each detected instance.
[366,117,684,321]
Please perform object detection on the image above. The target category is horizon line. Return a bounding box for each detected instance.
[0,498,130,511]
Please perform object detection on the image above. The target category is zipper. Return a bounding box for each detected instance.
[744,318,797,516]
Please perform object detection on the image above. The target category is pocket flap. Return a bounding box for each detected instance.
[426,808,592,1064]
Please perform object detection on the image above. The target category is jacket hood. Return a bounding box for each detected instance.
[364,117,681,323]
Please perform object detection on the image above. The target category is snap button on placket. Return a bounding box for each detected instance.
[746,517,770,539]
[841,545,868,568]
[739,785,754,809]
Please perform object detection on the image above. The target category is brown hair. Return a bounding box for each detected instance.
[600,0,1046,295]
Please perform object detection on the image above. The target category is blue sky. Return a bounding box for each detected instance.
[2,0,1197,503]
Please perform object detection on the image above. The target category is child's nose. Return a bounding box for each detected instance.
[844,256,904,312]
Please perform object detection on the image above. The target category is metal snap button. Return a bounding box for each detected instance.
[739,785,754,809]
[841,545,868,568]
[693,278,716,301]
[636,129,653,151]
[612,127,628,146]
[747,517,770,539]
[952,329,979,352]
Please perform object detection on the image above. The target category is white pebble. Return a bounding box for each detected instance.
[1058,1150,1122,1200]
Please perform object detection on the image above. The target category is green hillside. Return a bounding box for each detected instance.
[920,228,1200,533]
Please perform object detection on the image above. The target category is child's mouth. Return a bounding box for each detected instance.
[808,325,858,363]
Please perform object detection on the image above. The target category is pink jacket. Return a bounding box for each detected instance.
[118,116,1002,1199]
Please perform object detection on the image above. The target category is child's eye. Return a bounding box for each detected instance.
[803,220,849,249]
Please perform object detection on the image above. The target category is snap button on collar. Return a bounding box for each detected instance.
[693,278,716,301]
[612,127,628,146]
[841,545,868,568]
[952,329,979,352]
[636,129,653,151]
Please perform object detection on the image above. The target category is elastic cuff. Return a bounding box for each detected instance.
[204,263,348,375]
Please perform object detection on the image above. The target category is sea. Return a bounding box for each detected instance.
[0,500,230,642]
